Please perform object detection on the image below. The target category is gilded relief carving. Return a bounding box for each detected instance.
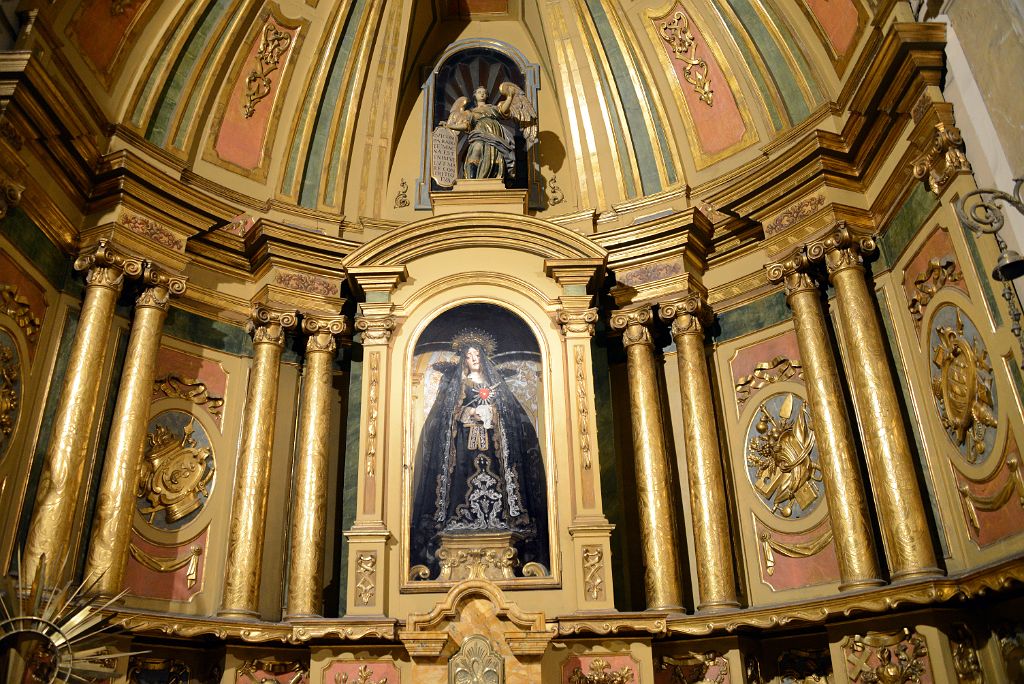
[930,306,997,463]
[949,624,982,684]
[582,545,605,600]
[336,666,387,684]
[997,622,1024,682]
[843,629,929,684]
[128,542,203,588]
[765,195,827,237]
[244,23,294,118]
[119,212,184,251]
[912,122,971,195]
[908,255,962,323]
[777,648,833,683]
[0,284,42,341]
[570,658,635,684]
[574,345,594,470]
[365,351,380,478]
[746,393,823,519]
[0,329,20,459]
[657,8,713,105]
[660,652,728,683]
[394,178,410,208]
[958,455,1024,532]
[137,412,215,529]
[237,659,307,684]
[450,635,503,684]
[153,374,225,417]
[355,552,376,606]
[128,657,191,684]
[760,527,834,577]
[735,356,803,408]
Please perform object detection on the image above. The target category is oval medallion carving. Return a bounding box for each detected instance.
[745,392,823,519]
[0,327,21,461]
[136,410,216,530]
[929,304,997,464]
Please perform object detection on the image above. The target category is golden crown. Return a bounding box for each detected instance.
[450,327,497,356]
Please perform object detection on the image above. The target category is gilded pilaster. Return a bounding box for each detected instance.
[24,240,144,583]
[85,264,187,595]
[285,314,348,619]
[610,304,684,612]
[660,293,739,611]
[807,225,940,579]
[220,304,297,617]
[766,255,883,589]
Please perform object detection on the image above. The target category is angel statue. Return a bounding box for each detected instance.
[433,82,537,185]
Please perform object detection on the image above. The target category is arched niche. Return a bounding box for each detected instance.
[415,38,541,210]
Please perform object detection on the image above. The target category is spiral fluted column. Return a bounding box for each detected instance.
[660,294,739,611]
[285,314,347,619]
[85,265,187,595]
[610,305,683,612]
[220,304,297,617]
[24,240,144,583]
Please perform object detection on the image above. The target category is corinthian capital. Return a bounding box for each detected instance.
[609,305,654,348]
[659,294,711,338]
[248,304,298,346]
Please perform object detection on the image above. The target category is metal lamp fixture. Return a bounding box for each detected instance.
[955,178,1024,369]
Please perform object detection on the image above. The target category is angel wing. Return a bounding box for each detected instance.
[444,96,471,130]
[498,82,538,147]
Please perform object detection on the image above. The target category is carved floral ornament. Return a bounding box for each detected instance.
[0,328,21,459]
[659,652,728,683]
[929,305,997,464]
[843,629,929,684]
[449,635,503,684]
[569,658,636,684]
[136,411,216,531]
[243,22,294,118]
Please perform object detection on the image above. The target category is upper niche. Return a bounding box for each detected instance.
[415,40,541,209]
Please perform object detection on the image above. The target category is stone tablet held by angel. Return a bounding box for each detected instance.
[433,82,537,184]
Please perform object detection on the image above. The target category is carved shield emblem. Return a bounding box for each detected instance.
[431,125,458,188]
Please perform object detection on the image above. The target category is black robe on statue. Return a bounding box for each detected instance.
[410,345,549,578]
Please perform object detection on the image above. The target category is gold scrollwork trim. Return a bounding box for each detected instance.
[582,545,605,600]
[128,543,203,588]
[153,374,225,416]
[908,255,961,323]
[355,551,377,606]
[735,356,803,407]
[959,456,1024,531]
[365,351,380,479]
[657,8,713,105]
[574,345,593,470]
[760,528,834,576]
[569,658,635,684]
[0,284,42,341]
[243,23,294,118]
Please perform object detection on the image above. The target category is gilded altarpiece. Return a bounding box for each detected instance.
[880,198,1024,573]
[342,213,614,625]
[712,323,842,603]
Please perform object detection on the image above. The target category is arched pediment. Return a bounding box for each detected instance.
[342,213,607,267]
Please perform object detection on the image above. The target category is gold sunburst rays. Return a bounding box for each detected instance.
[0,552,143,683]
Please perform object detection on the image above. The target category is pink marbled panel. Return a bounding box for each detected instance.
[324,661,399,684]
[804,0,860,57]
[754,517,840,591]
[0,249,48,357]
[652,4,747,156]
[959,434,1024,547]
[902,226,967,325]
[562,655,639,684]
[123,527,207,601]
[214,17,299,170]
[69,0,152,77]
[153,345,227,427]
[730,330,802,413]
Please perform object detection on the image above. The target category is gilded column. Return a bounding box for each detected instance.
[24,240,144,582]
[220,304,297,617]
[285,314,348,619]
[766,255,883,589]
[660,294,739,611]
[807,226,940,579]
[610,305,684,612]
[85,265,187,594]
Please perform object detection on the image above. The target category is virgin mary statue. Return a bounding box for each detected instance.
[410,328,549,578]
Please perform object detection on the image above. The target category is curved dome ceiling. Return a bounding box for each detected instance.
[53,0,867,229]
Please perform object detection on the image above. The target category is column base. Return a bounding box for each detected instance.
[217,608,260,619]
[891,566,945,582]
[697,600,741,614]
[838,577,887,591]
